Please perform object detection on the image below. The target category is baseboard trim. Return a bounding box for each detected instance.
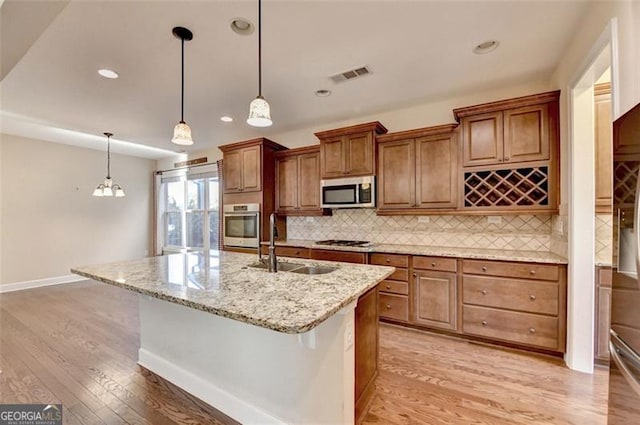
[0,274,87,293]
[138,348,285,425]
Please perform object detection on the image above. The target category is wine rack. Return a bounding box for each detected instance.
[613,160,640,207]
[464,166,549,208]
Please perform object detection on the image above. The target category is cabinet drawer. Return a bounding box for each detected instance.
[388,268,409,282]
[463,305,559,350]
[463,275,558,315]
[379,293,409,321]
[413,256,457,272]
[370,253,409,268]
[310,249,367,264]
[378,280,409,295]
[463,260,559,281]
[276,246,310,258]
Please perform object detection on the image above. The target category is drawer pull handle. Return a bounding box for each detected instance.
[386,285,391,290]
[386,258,391,263]
[529,294,536,301]
[481,289,487,295]
[386,304,392,309]
[529,327,536,334]
[481,320,488,327]
[530,270,536,275]
[482,266,487,272]
[431,262,436,267]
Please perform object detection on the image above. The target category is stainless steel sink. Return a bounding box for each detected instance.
[248,261,303,272]
[289,266,337,275]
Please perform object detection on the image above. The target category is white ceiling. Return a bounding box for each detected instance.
[0,0,590,159]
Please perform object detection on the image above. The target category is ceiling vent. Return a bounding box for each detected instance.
[329,66,371,83]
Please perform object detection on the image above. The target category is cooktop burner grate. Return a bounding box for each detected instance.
[314,239,372,247]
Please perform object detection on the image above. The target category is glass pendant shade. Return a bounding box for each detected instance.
[247,96,272,127]
[171,121,194,145]
[114,185,126,197]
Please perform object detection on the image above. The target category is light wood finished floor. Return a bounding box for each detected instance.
[1,281,608,425]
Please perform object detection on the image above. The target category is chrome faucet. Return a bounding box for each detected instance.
[268,212,278,273]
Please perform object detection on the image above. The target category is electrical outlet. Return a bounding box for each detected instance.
[306,217,314,223]
[487,216,502,225]
[417,216,430,223]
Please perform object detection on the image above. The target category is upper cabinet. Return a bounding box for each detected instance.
[377,125,458,213]
[315,121,388,179]
[454,91,558,167]
[219,138,287,194]
[275,146,330,216]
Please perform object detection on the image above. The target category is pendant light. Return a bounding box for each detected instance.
[247,0,272,127]
[171,26,195,145]
[93,132,125,197]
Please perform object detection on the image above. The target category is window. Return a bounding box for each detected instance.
[157,166,220,254]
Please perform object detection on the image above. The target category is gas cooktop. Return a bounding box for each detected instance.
[314,239,373,247]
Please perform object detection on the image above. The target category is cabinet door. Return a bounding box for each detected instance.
[275,156,298,212]
[320,136,346,178]
[416,133,457,208]
[345,132,374,176]
[223,149,242,193]
[503,104,550,164]
[240,146,261,192]
[298,152,321,210]
[595,87,612,213]
[596,285,612,361]
[462,111,503,167]
[377,139,415,209]
[414,270,457,330]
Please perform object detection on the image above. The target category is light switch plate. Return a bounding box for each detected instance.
[306,217,314,223]
[417,216,430,223]
[487,216,502,225]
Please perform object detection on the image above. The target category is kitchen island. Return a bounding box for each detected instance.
[71,250,394,425]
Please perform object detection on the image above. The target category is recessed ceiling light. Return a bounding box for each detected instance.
[230,18,254,35]
[98,69,119,79]
[315,89,332,97]
[473,40,499,55]
[220,116,233,122]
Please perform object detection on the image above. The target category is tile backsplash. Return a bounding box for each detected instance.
[287,209,553,252]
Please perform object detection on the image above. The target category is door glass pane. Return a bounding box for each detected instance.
[187,179,205,210]
[166,180,185,211]
[209,212,219,247]
[166,212,182,246]
[208,179,219,210]
[187,212,204,248]
[225,215,258,238]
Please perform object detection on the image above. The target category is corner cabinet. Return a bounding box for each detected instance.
[377,124,458,213]
[315,121,388,179]
[275,146,330,216]
[453,91,560,213]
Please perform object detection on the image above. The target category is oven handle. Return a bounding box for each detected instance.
[610,330,640,397]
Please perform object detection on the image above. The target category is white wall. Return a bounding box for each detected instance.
[0,133,156,284]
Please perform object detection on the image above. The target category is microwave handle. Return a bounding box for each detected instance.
[355,185,360,204]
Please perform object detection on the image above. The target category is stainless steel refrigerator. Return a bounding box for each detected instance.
[609,101,640,423]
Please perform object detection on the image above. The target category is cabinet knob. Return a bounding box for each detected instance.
[481,320,488,327]
[412,272,417,277]
[295,251,300,255]
[431,262,436,267]
[529,294,536,301]
[530,270,536,275]
[529,327,536,334]
[386,285,391,290]
[482,266,487,272]
[386,304,392,309]
[504,156,510,161]
[386,258,391,263]
[481,289,487,295]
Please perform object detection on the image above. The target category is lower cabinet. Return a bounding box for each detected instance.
[371,253,410,323]
[595,266,612,362]
[413,267,457,331]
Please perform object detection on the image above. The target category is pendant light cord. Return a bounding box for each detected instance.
[258,0,262,97]
[106,135,111,179]
[180,36,185,122]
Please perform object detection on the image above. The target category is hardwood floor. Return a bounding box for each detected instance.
[1,281,609,424]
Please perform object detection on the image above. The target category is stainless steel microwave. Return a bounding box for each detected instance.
[223,203,260,248]
[321,176,375,208]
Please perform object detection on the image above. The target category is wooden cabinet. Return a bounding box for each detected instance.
[377,124,458,213]
[595,83,613,213]
[221,145,262,193]
[371,253,410,323]
[315,122,388,179]
[455,93,555,167]
[260,245,310,259]
[461,259,566,352]
[275,147,329,216]
[595,266,612,363]
[354,286,379,424]
[413,256,458,331]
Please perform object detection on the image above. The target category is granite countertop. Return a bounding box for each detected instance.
[71,251,394,334]
[268,239,568,264]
